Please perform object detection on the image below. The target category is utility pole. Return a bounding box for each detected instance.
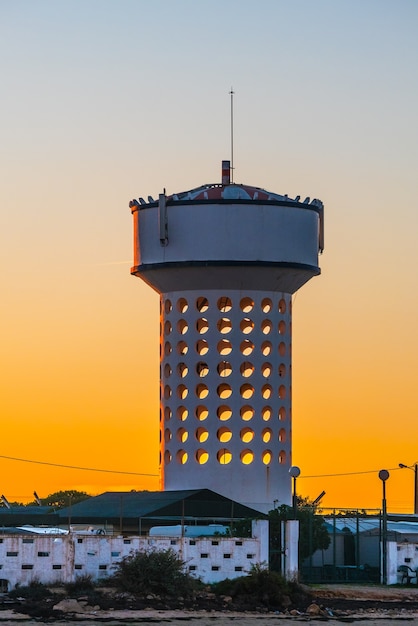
[379,469,389,585]
[399,463,418,515]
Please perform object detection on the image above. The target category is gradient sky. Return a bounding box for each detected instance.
[1,0,418,511]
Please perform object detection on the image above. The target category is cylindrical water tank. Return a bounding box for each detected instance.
[130,163,324,512]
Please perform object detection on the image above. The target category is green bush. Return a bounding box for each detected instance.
[9,580,53,601]
[64,574,95,595]
[111,548,197,597]
[212,563,300,609]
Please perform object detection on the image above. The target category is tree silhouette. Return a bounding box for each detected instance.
[27,490,91,509]
[269,496,330,570]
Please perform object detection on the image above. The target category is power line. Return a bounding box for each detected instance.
[301,466,402,479]
[0,454,159,477]
[0,453,404,482]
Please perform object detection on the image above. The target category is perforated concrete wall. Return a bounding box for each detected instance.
[160,290,292,511]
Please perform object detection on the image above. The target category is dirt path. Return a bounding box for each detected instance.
[313,583,418,600]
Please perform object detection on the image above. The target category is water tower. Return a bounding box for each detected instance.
[130,161,324,512]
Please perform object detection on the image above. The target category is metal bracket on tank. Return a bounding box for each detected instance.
[159,191,168,246]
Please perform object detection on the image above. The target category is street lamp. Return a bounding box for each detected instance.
[398,463,418,515]
[289,466,301,519]
[379,469,390,585]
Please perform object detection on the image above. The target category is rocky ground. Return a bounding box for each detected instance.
[2,584,418,622]
[310,584,418,615]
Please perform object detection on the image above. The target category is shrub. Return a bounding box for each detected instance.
[111,548,197,597]
[212,563,302,609]
[9,580,53,601]
[64,574,95,595]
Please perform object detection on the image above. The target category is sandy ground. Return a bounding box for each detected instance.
[1,608,418,625]
[313,583,418,601]
[0,615,417,625]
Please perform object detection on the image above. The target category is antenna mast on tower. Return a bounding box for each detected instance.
[229,87,234,183]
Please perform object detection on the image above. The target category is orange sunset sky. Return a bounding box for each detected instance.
[2,1,418,512]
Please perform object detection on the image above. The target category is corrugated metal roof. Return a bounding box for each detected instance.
[0,507,58,528]
[325,517,418,536]
[57,489,264,522]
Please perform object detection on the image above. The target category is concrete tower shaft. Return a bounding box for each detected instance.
[130,164,324,512]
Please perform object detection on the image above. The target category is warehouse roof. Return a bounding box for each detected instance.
[58,488,265,523]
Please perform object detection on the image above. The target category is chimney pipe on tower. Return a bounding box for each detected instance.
[222,160,231,185]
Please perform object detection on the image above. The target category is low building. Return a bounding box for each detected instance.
[0,519,268,590]
[303,515,418,584]
[56,488,266,535]
[0,489,273,589]
[0,506,57,528]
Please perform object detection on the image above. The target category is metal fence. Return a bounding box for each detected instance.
[270,507,382,584]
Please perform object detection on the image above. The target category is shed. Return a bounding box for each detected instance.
[57,489,265,535]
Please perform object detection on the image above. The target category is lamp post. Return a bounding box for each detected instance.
[289,466,301,520]
[379,469,390,585]
[398,463,418,515]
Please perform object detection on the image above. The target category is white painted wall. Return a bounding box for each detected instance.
[284,520,299,581]
[386,541,398,585]
[0,522,269,590]
[135,202,320,270]
[395,542,418,583]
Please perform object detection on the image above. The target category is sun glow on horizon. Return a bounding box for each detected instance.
[1,1,418,512]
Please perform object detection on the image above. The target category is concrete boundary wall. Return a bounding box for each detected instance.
[0,520,269,589]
